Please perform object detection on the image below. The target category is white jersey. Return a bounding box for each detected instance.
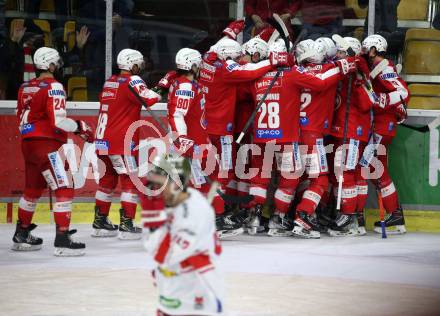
[144,188,224,315]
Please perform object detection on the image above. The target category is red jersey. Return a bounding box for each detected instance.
[299,63,339,135]
[251,65,342,144]
[17,78,68,143]
[234,82,254,134]
[167,75,210,147]
[330,73,376,142]
[370,59,410,137]
[199,57,273,136]
[95,74,160,155]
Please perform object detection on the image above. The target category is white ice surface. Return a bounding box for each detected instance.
[1,224,440,316]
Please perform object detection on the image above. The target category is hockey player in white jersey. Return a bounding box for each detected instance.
[142,154,224,316]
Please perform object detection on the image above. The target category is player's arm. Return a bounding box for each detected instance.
[127,75,161,107]
[47,82,94,141]
[374,67,409,109]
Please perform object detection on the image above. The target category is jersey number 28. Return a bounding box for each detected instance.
[257,102,280,128]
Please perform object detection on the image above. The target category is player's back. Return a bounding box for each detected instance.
[95,74,143,155]
[17,77,67,142]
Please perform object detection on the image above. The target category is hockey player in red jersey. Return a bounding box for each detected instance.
[92,48,161,240]
[361,34,409,234]
[327,37,376,237]
[200,36,291,236]
[293,39,341,238]
[12,47,94,256]
[246,38,356,237]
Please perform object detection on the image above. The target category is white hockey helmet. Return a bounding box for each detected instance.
[33,47,63,70]
[242,37,269,60]
[175,48,202,71]
[315,37,337,60]
[269,38,290,53]
[117,48,145,71]
[336,37,362,56]
[362,34,388,54]
[295,39,316,64]
[215,38,242,61]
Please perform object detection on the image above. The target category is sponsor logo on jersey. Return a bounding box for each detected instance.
[117,77,127,83]
[48,89,66,97]
[101,104,109,112]
[23,86,40,93]
[256,128,283,139]
[388,122,394,131]
[296,66,306,73]
[20,123,34,135]
[101,90,117,100]
[38,81,48,87]
[213,61,223,68]
[265,71,284,78]
[129,79,144,87]
[255,78,281,91]
[175,89,195,98]
[305,65,323,72]
[104,81,119,89]
[324,119,329,129]
[226,122,233,133]
[202,62,216,72]
[200,69,214,82]
[226,62,239,72]
[159,295,181,309]
[300,117,309,126]
[380,73,397,80]
[194,296,204,310]
[256,93,279,101]
[95,140,109,150]
[356,126,363,136]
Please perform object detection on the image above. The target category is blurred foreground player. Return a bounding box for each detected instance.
[13,47,94,256]
[92,49,161,240]
[142,155,223,316]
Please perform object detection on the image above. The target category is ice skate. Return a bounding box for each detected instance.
[118,209,142,240]
[54,229,85,257]
[327,213,359,237]
[246,205,263,235]
[11,222,43,251]
[374,207,406,234]
[292,212,321,239]
[91,207,118,237]
[357,212,367,236]
[216,214,244,239]
[267,213,293,237]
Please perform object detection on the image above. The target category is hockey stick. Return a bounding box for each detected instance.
[128,84,253,205]
[236,16,305,144]
[397,95,440,133]
[49,188,54,224]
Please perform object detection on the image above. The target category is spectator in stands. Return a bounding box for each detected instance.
[77,0,134,100]
[1,19,45,99]
[0,0,5,38]
[432,9,440,30]
[358,0,403,62]
[299,0,345,40]
[25,0,69,28]
[244,0,300,41]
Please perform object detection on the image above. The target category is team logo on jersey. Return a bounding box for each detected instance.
[356,126,363,136]
[200,69,214,82]
[300,117,309,126]
[256,128,283,139]
[175,89,195,98]
[48,89,65,97]
[380,73,397,80]
[95,140,109,150]
[20,123,34,135]
[23,86,40,93]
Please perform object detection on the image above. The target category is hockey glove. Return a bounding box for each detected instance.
[157,70,178,90]
[203,51,218,64]
[223,19,245,40]
[395,103,408,124]
[356,55,370,78]
[374,93,390,109]
[140,194,167,230]
[336,56,357,75]
[176,135,195,157]
[256,27,276,42]
[75,120,94,143]
[269,51,294,67]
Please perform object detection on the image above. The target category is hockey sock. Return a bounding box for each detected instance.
[121,192,138,219]
[95,189,113,215]
[18,198,36,227]
[356,183,368,213]
[53,201,72,231]
[249,184,267,207]
[225,179,238,197]
[341,185,358,215]
[274,188,295,214]
[380,181,399,213]
[237,180,251,208]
